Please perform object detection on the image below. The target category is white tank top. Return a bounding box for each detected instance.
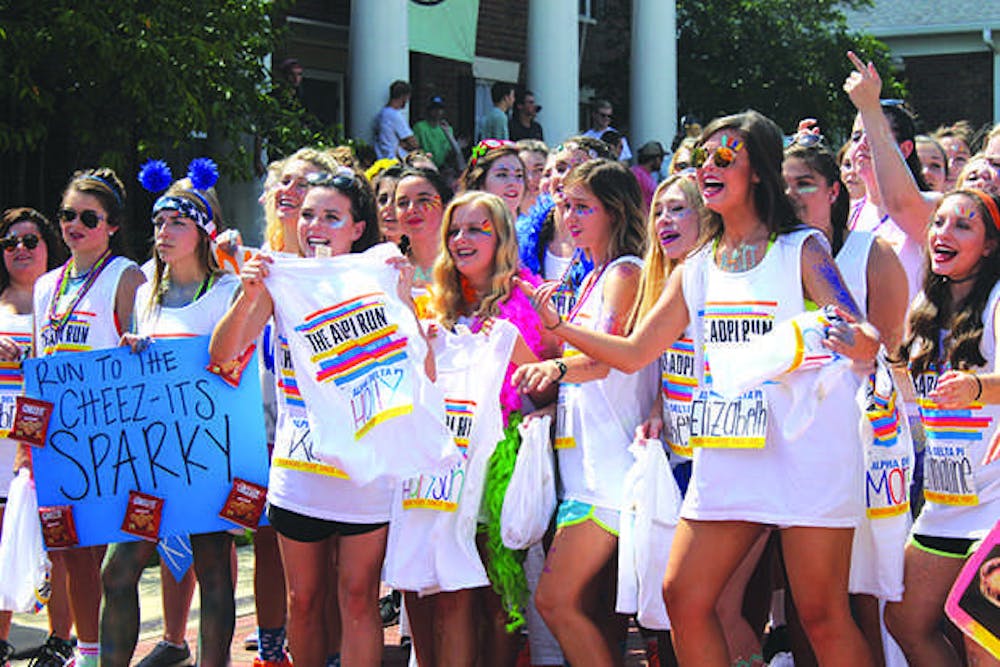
[911,282,1000,540]
[555,255,657,510]
[267,318,394,524]
[850,200,924,306]
[0,310,32,497]
[134,273,239,338]
[34,256,137,356]
[680,228,863,527]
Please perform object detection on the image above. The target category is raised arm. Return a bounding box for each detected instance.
[844,51,939,239]
[209,253,275,364]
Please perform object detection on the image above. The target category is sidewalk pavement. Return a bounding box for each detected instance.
[7,544,653,666]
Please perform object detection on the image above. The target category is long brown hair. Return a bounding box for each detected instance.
[429,192,520,330]
[902,190,1000,374]
[562,159,647,263]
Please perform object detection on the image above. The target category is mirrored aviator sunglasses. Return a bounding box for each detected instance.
[58,207,103,229]
[691,145,737,169]
[306,171,356,191]
[0,233,40,252]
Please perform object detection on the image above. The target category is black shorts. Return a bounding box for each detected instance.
[911,533,977,559]
[267,504,387,543]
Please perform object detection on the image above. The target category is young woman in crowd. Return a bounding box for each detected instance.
[460,141,526,220]
[210,167,389,667]
[101,174,240,667]
[958,154,1000,197]
[838,141,867,203]
[843,52,941,304]
[933,121,974,191]
[33,169,146,667]
[372,163,405,246]
[784,134,910,666]
[390,190,558,666]
[516,110,880,666]
[514,159,652,666]
[0,208,67,667]
[517,139,549,217]
[885,190,1000,667]
[916,135,949,194]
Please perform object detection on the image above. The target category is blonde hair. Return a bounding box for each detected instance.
[631,175,709,326]
[264,148,338,251]
[429,191,520,330]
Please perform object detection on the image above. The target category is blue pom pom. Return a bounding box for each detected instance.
[138,159,173,193]
[187,158,219,191]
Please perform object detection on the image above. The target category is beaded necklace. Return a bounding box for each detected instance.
[47,248,113,335]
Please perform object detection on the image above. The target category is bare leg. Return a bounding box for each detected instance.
[851,594,885,667]
[278,534,335,667]
[663,519,765,667]
[335,526,387,666]
[62,544,105,643]
[160,565,196,645]
[781,526,874,667]
[190,532,235,667]
[884,544,964,667]
[717,530,769,664]
[47,553,72,638]
[534,521,620,667]
[403,592,437,666]
[99,541,157,667]
[253,526,287,630]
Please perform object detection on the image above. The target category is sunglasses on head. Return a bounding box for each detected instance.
[788,132,826,149]
[1,233,40,252]
[58,207,104,228]
[306,171,357,191]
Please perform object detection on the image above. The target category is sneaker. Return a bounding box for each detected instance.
[135,641,193,667]
[252,657,292,667]
[27,636,75,667]
[1,639,15,667]
[379,591,400,627]
[244,631,259,652]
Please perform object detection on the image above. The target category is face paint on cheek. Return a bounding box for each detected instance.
[797,185,820,195]
[954,202,976,219]
[421,194,443,213]
[480,220,493,236]
[577,206,597,216]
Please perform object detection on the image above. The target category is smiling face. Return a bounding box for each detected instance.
[839,153,865,201]
[550,146,590,200]
[446,203,498,284]
[961,156,1000,196]
[696,130,757,215]
[394,175,444,244]
[940,135,971,188]
[296,187,364,258]
[275,159,325,226]
[927,193,996,282]
[2,220,48,286]
[483,154,525,216]
[59,190,113,260]
[562,182,612,254]
[153,209,202,267]
[519,150,546,201]
[653,183,700,262]
[375,177,401,243]
[782,156,837,229]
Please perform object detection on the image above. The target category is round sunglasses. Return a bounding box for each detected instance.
[58,207,105,228]
[1,233,41,252]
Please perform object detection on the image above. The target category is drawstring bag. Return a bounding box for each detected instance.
[0,469,51,613]
[501,415,555,550]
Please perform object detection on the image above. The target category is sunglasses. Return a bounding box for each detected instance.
[691,146,739,169]
[306,171,356,191]
[1,233,40,252]
[58,207,104,228]
[788,132,826,149]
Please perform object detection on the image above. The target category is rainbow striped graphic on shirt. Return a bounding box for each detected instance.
[296,293,408,387]
[865,380,902,448]
[702,300,778,321]
[662,338,696,403]
[918,399,992,443]
[0,332,31,391]
[39,312,94,354]
[445,398,476,450]
[276,337,305,408]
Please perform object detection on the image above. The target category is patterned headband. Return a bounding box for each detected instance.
[152,194,216,238]
[470,139,515,168]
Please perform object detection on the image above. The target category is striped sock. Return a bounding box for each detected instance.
[76,641,99,667]
[258,626,287,662]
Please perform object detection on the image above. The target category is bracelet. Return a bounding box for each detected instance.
[970,372,983,401]
[553,359,568,382]
[544,311,564,331]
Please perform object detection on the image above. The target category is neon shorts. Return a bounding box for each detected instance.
[556,499,620,536]
[910,533,978,559]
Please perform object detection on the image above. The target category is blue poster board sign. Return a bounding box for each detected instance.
[24,336,268,547]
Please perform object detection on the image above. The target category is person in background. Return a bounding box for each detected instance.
[509,88,544,142]
[374,80,418,160]
[932,120,974,191]
[477,82,516,142]
[412,96,464,173]
[632,141,666,212]
[600,130,624,161]
[669,137,698,176]
[517,140,549,217]
[583,99,632,163]
[915,135,948,194]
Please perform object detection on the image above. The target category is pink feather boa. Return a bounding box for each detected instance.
[471,268,544,422]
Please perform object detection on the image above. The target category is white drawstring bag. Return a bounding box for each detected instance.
[617,438,681,630]
[0,469,50,612]
[501,415,555,549]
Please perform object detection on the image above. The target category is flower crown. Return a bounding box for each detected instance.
[469,139,515,169]
[138,158,220,238]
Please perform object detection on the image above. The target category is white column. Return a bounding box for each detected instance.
[527,0,579,145]
[349,0,410,143]
[630,0,676,151]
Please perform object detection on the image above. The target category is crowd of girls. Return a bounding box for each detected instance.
[2,50,1000,667]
